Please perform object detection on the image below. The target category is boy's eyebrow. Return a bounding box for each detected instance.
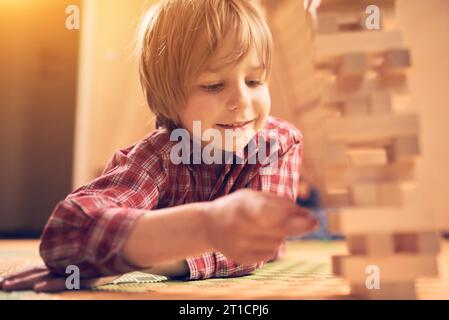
[204,64,264,73]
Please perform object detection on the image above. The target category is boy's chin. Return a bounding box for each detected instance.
[199,126,259,153]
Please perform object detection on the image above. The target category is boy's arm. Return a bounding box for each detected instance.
[40,167,215,279]
[121,201,214,270]
[38,162,161,278]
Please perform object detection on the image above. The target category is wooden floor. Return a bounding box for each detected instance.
[1,239,448,300]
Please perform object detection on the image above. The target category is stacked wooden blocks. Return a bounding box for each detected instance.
[311,0,440,299]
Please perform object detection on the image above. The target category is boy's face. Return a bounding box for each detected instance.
[178,35,271,152]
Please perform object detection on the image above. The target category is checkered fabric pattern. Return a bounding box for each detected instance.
[39,116,303,280]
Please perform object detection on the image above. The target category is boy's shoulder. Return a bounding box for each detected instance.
[136,127,176,163]
[106,128,174,171]
[259,116,303,156]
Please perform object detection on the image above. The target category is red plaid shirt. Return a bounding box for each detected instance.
[39,116,303,280]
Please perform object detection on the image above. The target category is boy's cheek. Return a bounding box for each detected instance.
[255,113,269,131]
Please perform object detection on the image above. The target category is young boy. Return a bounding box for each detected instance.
[0,0,318,292]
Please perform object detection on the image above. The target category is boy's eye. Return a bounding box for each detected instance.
[201,83,224,92]
[200,80,263,92]
[246,80,262,87]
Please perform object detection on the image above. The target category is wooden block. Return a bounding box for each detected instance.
[317,13,339,34]
[369,92,393,115]
[299,103,338,128]
[324,162,416,189]
[382,48,412,72]
[328,206,341,232]
[386,136,420,163]
[338,12,365,32]
[377,182,403,206]
[332,254,438,282]
[347,148,388,166]
[377,182,420,207]
[351,182,378,206]
[394,232,441,254]
[400,183,421,208]
[352,91,409,115]
[391,94,411,113]
[346,234,366,255]
[380,73,408,88]
[337,53,368,82]
[350,281,416,299]
[315,30,403,62]
[324,114,419,144]
[318,0,395,13]
[347,234,394,256]
[343,95,370,116]
[327,207,438,234]
[350,182,412,207]
[326,143,348,166]
[325,189,351,208]
[317,1,397,32]
[322,75,409,105]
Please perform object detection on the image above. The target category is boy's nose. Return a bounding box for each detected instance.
[227,102,249,111]
[226,85,251,111]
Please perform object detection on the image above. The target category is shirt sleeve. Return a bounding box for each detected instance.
[39,149,167,278]
[184,135,303,280]
[184,253,265,280]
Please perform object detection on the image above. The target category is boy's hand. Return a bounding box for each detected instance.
[205,189,319,265]
[0,266,117,292]
[0,259,189,292]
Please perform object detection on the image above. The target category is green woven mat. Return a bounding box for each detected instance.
[93,258,337,295]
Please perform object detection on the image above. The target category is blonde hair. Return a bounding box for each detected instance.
[136,0,273,130]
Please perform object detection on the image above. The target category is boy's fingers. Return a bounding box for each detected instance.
[0,266,48,287]
[1,270,51,291]
[33,279,67,292]
[282,215,319,237]
[33,275,120,292]
[247,236,284,252]
[276,201,312,222]
[292,205,313,218]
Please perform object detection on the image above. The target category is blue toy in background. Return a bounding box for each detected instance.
[291,182,342,240]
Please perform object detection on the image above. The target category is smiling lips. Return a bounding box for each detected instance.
[216,119,255,129]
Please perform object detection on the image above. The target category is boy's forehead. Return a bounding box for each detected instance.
[204,43,263,74]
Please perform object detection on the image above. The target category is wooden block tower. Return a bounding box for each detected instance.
[310,0,441,299]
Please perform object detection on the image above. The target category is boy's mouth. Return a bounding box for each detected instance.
[216,119,255,130]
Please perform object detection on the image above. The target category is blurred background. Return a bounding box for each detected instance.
[0,0,448,238]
